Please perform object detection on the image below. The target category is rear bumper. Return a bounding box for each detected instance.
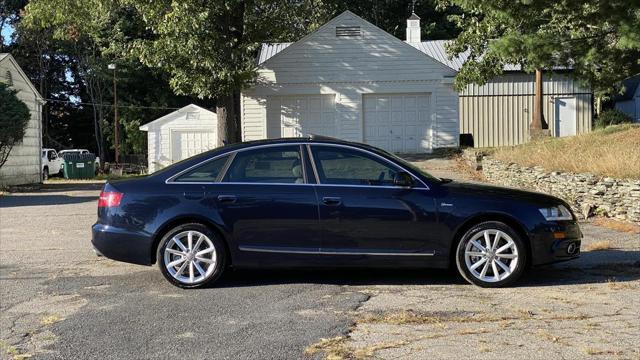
[92,223,154,266]
[530,221,582,266]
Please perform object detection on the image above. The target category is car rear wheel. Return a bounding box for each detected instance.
[157,223,226,289]
[455,221,527,287]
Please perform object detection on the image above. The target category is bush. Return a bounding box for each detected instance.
[595,109,633,129]
[0,83,31,169]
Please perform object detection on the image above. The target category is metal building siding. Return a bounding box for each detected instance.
[460,73,592,148]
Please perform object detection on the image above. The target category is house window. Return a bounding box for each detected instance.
[186,111,199,120]
[5,71,12,86]
[336,26,361,38]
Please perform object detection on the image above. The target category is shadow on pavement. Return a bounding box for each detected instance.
[209,253,640,289]
[0,194,97,207]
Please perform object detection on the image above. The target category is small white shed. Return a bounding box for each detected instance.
[0,53,44,186]
[139,104,217,173]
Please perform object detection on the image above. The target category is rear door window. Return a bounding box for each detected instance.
[223,146,304,184]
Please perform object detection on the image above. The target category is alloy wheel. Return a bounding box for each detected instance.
[464,229,519,283]
[163,230,217,285]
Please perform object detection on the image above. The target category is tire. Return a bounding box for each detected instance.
[157,223,226,289]
[42,167,49,181]
[455,221,527,288]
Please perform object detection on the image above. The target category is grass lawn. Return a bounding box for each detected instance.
[491,124,640,179]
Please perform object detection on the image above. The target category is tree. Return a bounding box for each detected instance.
[0,83,31,169]
[123,0,330,145]
[443,0,640,95]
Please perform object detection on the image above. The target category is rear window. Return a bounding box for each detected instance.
[173,155,230,182]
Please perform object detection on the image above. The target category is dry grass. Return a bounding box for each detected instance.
[40,314,62,326]
[583,240,613,251]
[591,218,640,234]
[357,310,588,326]
[492,124,640,179]
[582,347,622,356]
[304,336,408,360]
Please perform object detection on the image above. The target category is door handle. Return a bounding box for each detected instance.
[217,195,237,204]
[184,191,204,200]
[322,197,342,206]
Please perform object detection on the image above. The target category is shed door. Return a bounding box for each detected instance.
[275,95,337,138]
[171,130,217,162]
[363,94,431,153]
[555,97,577,137]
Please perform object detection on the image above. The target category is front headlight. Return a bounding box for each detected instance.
[538,205,573,221]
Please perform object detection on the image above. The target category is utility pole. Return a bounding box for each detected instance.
[108,63,120,164]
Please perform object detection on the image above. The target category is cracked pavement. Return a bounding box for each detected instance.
[1,165,639,359]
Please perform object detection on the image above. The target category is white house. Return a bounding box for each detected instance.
[241,11,459,153]
[614,75,640,122]
[139,104,218,173]
[0,53,44,186]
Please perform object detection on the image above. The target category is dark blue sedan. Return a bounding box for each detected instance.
[92,137,582,288]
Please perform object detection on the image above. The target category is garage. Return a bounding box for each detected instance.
[363,93,432,153]
[268,95,337,138]
[139,104,218,173]
[171,130,216,161]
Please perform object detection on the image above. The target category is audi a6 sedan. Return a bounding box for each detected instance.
[92,137,582,288]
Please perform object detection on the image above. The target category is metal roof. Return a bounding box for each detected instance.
[0,53,8,62]
[256,40,522,72]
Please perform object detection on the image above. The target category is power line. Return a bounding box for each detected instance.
[44,98,185,110]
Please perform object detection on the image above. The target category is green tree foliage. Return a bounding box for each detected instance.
[0,83,31,169]
[324,0,462,40]
[124,0,330,144]
[443,0,640,94]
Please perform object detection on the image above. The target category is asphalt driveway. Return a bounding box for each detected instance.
[1,175,639,359]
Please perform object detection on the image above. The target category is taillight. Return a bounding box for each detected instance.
[98,191,123,208]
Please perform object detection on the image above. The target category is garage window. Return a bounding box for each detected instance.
[174,155,230,182]
[224,146,304,184]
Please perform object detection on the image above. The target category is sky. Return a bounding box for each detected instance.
[2,24,15,46]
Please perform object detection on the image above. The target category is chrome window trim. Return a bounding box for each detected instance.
[238,245,435,256]
[165,141,430,190]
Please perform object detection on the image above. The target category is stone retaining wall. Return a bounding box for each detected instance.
[463,150,640,224]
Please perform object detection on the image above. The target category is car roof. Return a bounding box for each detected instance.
[223,136,378,152]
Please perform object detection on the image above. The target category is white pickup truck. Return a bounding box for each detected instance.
[41,148,64,180]
[59,149,100,174]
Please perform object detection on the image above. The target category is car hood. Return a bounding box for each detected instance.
[439,180,566,207]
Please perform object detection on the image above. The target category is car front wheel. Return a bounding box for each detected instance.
[455,221,527,287]
[157,223,226,289]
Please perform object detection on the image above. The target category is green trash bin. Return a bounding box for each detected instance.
[62,153,96,179]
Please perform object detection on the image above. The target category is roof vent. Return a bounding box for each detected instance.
[336,26,361,38]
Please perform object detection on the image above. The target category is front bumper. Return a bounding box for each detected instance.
[530,221,582,266]
[92,223,154,266]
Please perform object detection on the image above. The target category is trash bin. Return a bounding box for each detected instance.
[62,153,96,179]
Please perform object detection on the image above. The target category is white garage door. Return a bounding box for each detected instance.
[272,95,337,138]
[364,94,432,153]
[171,130,217,162]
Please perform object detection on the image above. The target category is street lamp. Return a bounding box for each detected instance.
[108,63,120,165]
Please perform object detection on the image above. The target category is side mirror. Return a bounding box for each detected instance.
[393,172,413,187]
